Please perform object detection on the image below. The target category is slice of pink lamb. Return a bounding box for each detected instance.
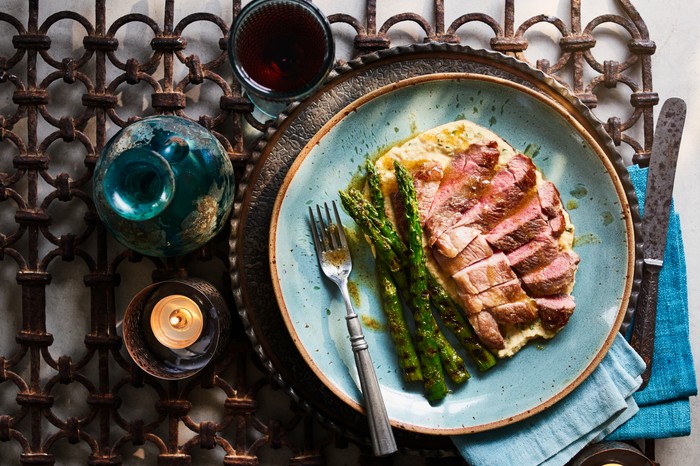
[505,233,559,274]
[452,252,516,295]
[412,160,444,225]
[548,210,567,237]
[488,300,538,325]
[461,279,529,314]
[521,250,580,297]
[433,224,480,258]
[538,180,563,218]
[485,194,549,252]
[473,311,505,349]
[450,153,538,234]
[424,142,500,244]
[433,234,493,276]
[535,295,576,330]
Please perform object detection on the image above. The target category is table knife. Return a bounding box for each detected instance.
[630,97,686,389]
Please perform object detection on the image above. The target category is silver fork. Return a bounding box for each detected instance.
[309,201,397,457]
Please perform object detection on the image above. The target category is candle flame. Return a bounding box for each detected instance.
[169,308,191,329]
[150,295,204,349]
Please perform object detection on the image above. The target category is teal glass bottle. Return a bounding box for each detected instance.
[93,116,235,257]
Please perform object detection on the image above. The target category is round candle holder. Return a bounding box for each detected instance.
[122,278,231,380]
[571,441,652,466]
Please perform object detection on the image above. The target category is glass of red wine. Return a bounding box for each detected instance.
[228,0,335,117]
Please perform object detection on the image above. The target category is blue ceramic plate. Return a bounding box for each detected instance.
[269,74,636,434]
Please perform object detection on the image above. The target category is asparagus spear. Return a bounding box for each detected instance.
[339,191,428,382]
[340,191,403,274]
[394,160,447,402]
[366,161,468,384]
[339,190,399,274]
[433,322,470,384]
[344,187,496,372]
[349,189,407,259]
[376,260,423,382]
[427,277,497,372]
[366,160,385,214]
[366,161,423,383]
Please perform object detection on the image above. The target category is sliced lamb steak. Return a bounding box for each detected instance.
[485,194,549,252]
[535,295,576,330]
[538,180,563,218]
[425,143,498,215]
[433,234,493,276]
[452,252,516,295]
[450,153,538,233]
[461,278,529,314]
[488,300,538,325]
[433,224,480,258]
[506,233,559,274]
[548,210,567,237]
[425,142,500,244]
[377,125,580,355]
[508,153,539,191]
[474,311,505,349]
[521,250,580,297]
[412,160,444,225]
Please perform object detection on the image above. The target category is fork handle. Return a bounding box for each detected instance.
[341,288,397,456]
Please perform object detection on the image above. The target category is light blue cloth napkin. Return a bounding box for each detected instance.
[452,335,645,466]
[452,165,697,465]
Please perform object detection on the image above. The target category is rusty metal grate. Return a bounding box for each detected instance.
[0,0,656,464]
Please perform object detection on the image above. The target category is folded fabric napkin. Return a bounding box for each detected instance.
[606,165,697,440]
[452,165,696,465]
[453,335,645,466]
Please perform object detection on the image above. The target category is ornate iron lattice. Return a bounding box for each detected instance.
[0,1,656,465]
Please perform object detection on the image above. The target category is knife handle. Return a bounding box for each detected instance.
[629,261,661,390]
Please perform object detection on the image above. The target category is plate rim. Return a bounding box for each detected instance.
[268,72,637,434]
[230,43,643,442]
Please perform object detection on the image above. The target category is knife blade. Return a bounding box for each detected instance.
[630,97,686,389]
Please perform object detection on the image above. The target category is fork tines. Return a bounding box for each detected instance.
[309,201,348,253]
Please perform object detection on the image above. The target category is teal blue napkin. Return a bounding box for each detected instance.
[606,165,697,440]
[452,335,645,466]
[452,165,696,465]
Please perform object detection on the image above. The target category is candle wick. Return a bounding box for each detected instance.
[150,295,203,349]
[169,309,191,329]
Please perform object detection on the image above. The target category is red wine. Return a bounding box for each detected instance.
[233,1,331,95]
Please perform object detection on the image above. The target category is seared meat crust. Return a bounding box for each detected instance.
[403,141,578,355]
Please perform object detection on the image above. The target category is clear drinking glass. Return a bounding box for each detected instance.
[228,0,335,117]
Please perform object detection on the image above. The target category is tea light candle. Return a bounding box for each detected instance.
[150,295,204,349]
[124,278,230,380]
